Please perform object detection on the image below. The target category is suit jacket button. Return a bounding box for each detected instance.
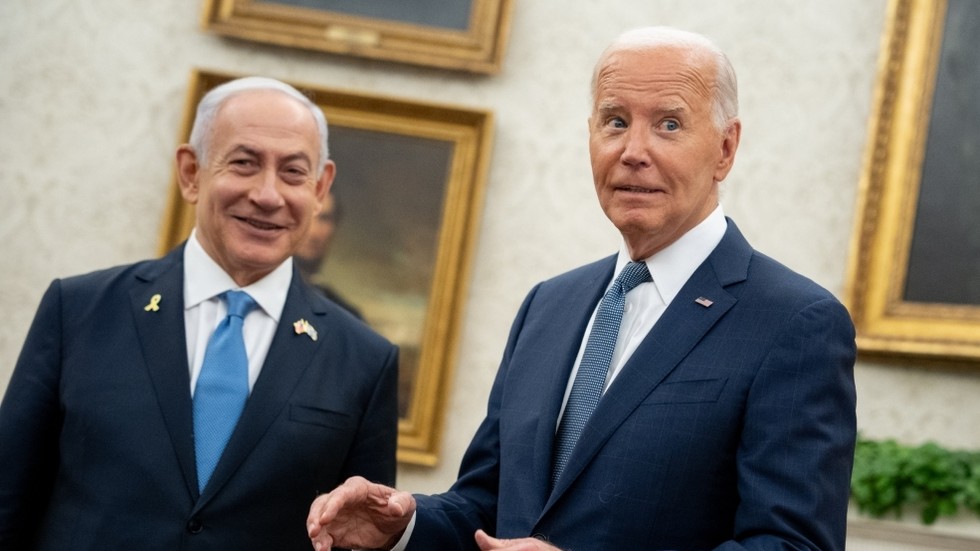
[532,533,549,541]
[186,518,204,534]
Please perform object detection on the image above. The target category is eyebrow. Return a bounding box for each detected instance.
[225,145,312,167]
[595,102,688,118]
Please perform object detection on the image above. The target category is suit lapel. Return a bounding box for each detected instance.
[196,271,326,505]
[543,220,753,512]
[130,247,199,498]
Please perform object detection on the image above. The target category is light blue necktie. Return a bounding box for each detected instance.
[552,261,651,488]
[193,290,256,492]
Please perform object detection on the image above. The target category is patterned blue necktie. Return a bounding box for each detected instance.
[552,261,651,488]
[193,290,256,492]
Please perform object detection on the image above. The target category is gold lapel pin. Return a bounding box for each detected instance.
[293,319,318,341]
[144,293,162,312]
[694,297,714,308]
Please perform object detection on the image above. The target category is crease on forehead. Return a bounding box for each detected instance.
[593,44,717,104]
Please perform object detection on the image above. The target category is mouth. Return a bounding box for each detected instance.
[234,215,286,232]
[614,184,660,194]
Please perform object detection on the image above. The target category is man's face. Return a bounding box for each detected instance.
[589,46,739,260]
[177,89,334,285]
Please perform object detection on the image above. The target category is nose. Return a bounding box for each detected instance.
[249,168,286,209]
[620,126,652,167]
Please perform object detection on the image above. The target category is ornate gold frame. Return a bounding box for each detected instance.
[201,0,513,74]
[159,69,494,465]
[846,0,980,363]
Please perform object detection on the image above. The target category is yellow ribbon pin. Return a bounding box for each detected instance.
[144,294,162,312]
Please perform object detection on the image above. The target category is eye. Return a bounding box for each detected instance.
[229,158,257,171]
[661,119,680,131]
[609,117,627,129]
[281,165,310,184]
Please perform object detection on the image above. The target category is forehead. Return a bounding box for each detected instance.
[594,47,715,111]
[211,90,319,152]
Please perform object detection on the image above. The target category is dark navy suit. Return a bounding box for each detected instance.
[0,245,399,550]
[410,220,856,551]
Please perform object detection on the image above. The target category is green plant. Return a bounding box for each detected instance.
[851,436,980,524]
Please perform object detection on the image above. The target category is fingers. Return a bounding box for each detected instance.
[475,529,500,550]
[306,476,373,537]
[306,475,412,545]
[310,530,333,551]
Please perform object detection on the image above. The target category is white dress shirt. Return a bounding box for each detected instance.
[183,230,293,396]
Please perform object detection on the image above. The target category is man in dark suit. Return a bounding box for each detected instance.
[0,77,399,550]
[307,25,857,551]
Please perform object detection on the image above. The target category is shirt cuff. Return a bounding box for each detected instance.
[357,511,416,551]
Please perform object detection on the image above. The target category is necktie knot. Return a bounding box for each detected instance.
[223,290,256,319]
[614,261,652,296]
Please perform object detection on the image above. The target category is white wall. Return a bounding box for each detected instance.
[3,0,980,547]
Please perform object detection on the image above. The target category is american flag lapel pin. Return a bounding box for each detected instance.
[293,319,318,341]
[694,297,714,308]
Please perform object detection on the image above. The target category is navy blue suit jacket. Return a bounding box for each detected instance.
[0,245,399,550]
[410,220,857,551]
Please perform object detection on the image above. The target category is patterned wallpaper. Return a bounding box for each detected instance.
[3,0,979,546]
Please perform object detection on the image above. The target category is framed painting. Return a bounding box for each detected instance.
[159,69,495,465]
[201,0,514,74]
[846,0,980,363]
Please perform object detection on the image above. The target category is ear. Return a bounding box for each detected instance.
[175,145,202,204]
[313,160,336,213]
[713,119,741,182]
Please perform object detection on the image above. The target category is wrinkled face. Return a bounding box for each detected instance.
[589,46,739,260]
[177,90,335,286]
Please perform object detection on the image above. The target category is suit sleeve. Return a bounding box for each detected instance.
[0,281,65,547]
[719,297,857,551]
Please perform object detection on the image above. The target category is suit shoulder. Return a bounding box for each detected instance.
[55,256,174,296]
[744,250,843,308]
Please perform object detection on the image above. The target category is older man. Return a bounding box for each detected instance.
[0,77,398,550]
[307,26,856,551]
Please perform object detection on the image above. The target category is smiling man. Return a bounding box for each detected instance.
[307,27,857,551]
[0,77,398,550]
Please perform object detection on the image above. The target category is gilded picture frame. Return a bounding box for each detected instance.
[201,0,514,74]
[846,0,980,363]
[159,69,494,465]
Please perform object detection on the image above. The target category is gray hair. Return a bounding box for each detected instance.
[188,76,331,178]
[591,26,739,131]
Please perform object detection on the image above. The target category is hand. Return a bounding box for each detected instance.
[307,476,416,551]
[475,529,563,550]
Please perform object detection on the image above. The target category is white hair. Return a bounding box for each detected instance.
[188,76,331,178]
[591,26,739,130]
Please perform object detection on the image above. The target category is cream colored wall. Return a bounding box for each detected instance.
[3,0,980,547]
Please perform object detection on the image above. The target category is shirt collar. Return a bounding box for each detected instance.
[183,229,292,323]
[616,204,727,305]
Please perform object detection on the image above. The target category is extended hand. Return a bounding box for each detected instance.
[307,476,416,551]
[475,529,563,551]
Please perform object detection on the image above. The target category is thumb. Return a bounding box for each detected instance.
[474,529,502,549]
